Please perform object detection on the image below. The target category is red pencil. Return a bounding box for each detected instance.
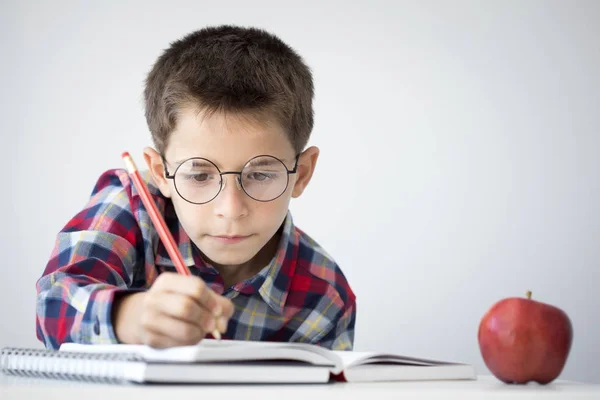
[122,151,190,276]
[121,151,221,340]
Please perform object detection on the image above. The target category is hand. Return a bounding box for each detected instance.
[114,273,234,347]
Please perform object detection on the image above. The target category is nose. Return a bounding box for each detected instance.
[222,174,243,191]
[213,174,248,220]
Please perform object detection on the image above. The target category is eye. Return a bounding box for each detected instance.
[194,173,211,182]
[247,172,272,181]
[182,172,216,184]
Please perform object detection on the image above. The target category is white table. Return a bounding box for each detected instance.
[1,374,599,399]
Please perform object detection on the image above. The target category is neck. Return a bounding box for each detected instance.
[208,231,281,288]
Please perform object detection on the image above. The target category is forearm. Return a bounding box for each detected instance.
[36,275,125,349]
[36,256,139,349]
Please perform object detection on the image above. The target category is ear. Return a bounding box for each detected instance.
[143,146,173,198]
[291,146,320,198]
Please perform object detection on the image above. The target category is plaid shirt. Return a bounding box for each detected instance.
[36,169,356,351]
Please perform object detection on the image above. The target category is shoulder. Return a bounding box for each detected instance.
[90,168,162,198]
[292,226,356,309]
[72,168,166,232]
[87,168,167,213]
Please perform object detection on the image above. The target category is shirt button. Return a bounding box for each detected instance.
[93,317,100,335]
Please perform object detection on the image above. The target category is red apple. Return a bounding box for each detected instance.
[478,291,573,384]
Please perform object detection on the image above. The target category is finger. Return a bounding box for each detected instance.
[211,296,234,333]
[148,292,217,332]
[141,311,206,345]
[151,273,220,316]
[150,272,179,292]
[215,295,235,319]
[216,315,228,334]
[141,329,188,349]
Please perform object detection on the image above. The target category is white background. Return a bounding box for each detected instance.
[1,0,599,384]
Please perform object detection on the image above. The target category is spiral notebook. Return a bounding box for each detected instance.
[1,339,476,384]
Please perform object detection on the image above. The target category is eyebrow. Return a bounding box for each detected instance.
[246,158,282,167]
[172,156,292,169]
[173,159,215,169]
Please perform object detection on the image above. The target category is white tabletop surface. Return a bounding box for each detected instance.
[1,374,599,400]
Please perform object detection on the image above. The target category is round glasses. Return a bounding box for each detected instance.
[163,155,299,204]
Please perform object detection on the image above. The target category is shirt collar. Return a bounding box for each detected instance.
[256,211,298,314]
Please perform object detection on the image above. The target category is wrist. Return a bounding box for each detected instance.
[112,291,146,344]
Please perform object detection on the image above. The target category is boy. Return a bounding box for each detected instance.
[35,25,356,351]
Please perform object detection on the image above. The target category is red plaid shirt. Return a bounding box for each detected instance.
[36,169,356,351]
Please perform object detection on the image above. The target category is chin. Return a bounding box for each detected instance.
[203,250,259,267]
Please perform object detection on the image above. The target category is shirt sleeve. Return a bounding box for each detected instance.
[35,169,145,350]
[318,300,356,351]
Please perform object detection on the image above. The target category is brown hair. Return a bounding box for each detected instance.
[143,25,314,155]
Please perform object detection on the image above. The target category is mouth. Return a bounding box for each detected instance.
[208,234,253,244]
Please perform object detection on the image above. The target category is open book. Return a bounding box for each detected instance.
[1,339,476,384]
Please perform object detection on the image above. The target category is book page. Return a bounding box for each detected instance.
[60,339,281,356]
[331,351,380,369]
[60,339,337,367]
[331,351,458,369]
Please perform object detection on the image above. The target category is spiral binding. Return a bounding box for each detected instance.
[0,347,144,384]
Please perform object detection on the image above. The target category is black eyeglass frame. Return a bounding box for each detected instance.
[162,154,300,204]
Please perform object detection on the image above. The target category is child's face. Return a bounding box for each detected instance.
[144,108,318,270]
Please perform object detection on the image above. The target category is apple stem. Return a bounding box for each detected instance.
[526,290,532,299]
